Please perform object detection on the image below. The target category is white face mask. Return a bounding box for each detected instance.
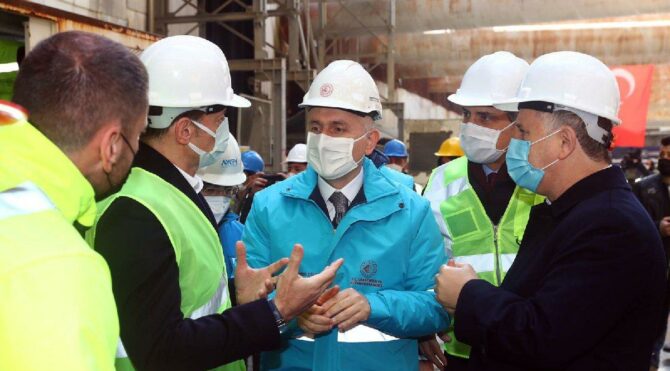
[307,131,368,180]
[204,195,231,224]
[459,121,514,164]
[188,118,230,169]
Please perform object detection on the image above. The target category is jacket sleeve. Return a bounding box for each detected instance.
[454,211,661,368]
[95,197,280,371]
[241,193,272,270]
[364,200,451,338]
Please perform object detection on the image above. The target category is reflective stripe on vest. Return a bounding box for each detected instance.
[295,324,400,343]
[0,182,54,220]
[453,253,517,273]
[433,156,543,359]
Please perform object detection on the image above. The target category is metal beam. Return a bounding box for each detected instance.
[155,9,290,24]
[386,0,395,101]
[314,0,670,36]
[317,0,326,69]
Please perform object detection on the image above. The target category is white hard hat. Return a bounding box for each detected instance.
[448,51,529,107]
[494,51,621,143]
[299,60,382,120]
[197,135,247,186]
[285,143,307,163]
[141,35,251,128]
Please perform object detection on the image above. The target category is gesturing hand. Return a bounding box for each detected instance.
[234,241,288,305]
[273,244,344,321]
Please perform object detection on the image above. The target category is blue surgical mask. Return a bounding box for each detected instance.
[506,129,561,192]
[188,117,230,168]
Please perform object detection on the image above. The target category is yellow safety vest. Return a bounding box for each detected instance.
[425,156,544,358]
[0,120,118,370]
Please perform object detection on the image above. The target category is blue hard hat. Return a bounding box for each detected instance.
[241,150,265,173]
[383,139,408,157]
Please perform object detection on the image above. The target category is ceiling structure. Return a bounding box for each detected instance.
[309,0,670,108]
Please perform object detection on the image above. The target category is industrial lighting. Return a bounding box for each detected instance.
[492,19,670,33]
[0,62,19,73]
[423,29,454,35]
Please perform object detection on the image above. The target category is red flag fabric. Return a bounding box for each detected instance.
[610,65,655,148]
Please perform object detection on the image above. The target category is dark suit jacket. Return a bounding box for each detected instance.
[633,173,670,258]
[455,166,667,370]
[94,142,280,371]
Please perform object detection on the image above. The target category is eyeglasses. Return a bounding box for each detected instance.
[222,185,243,197]
[202,184,243,197]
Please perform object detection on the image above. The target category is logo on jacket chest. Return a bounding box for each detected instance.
[351,260,383,288]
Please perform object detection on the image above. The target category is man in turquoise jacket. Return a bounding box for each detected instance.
[243,60,450,371]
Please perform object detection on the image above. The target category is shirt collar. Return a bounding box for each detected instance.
[317,167,364,204]
[482,163,498,176]
[175,166,204,193]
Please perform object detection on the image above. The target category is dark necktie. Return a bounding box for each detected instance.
[487,172,497,187]
[329,191,349,228]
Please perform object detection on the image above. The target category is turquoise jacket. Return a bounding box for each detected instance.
[380,165,415,191]
[217,211,244,279]
[243,158,450,371]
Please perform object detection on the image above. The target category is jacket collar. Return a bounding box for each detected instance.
[281,157,398,204]
[133,142,217,227]
[550,165,630,218]
[1,121,97,227]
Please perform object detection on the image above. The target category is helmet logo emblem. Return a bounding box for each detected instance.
[320,83,334,97]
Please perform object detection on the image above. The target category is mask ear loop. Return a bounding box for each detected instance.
[531,128,561,146]
[191,119,216,138]
[353,130,372,165]
[496,121,517,153]
[532,129,563,170]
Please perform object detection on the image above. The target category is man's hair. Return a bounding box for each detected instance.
[12,31,148,152]
[546,110,613,163]
[661,136,670,147]
[142,110,205,141]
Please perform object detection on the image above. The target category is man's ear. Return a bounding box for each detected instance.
[558,125,577,160]
[98,122,123,173]
[173,117,194,145]
[365,128,381,155]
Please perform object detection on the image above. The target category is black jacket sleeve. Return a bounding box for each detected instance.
[95,197,280,371]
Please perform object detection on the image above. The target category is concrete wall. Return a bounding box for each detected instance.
[28,0,148,31]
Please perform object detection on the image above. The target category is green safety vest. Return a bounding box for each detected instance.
[87,167,244,371]
[0,121,117,370]
[426,156,543,359]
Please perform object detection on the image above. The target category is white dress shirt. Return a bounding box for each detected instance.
[175,166,204,193]
[317,168,364,221]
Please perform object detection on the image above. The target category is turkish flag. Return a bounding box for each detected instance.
[610,65,654,148]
